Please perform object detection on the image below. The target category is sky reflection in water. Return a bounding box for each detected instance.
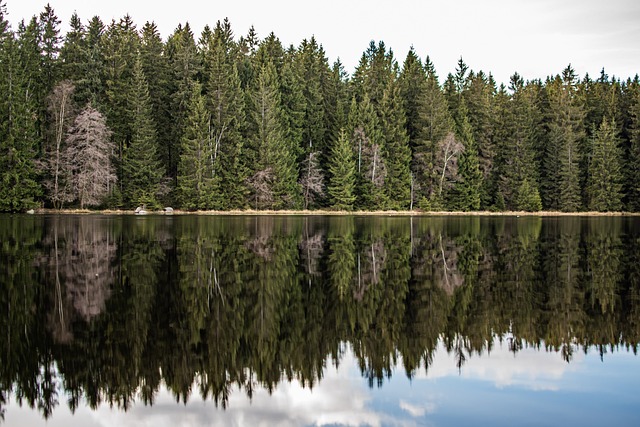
[6,339,639,427]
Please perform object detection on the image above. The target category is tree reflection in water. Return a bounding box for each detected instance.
[0,214,639,420]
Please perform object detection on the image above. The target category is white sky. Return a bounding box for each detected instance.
[5,0,640,85]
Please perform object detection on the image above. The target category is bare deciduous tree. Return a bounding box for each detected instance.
[247,167,275,210]
[435,132,464,197]
[299,147,325,209]
[42,81,75,209]
[65,105,116,208]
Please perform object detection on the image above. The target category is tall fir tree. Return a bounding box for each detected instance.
[450,98,482,211]
[380,75,412,209]
[177,82,214,209]
[464,70,496,208]
[626,77,640,211]
[588,118,623,211]
[543,66,585,211]
[122,55,162,207]
[249,61,300,209]
[205,20,248,209]
[413,57,453,209]
[494,74,542,211]
[103,15,140,197]
[140,21,172,178]
[165,23,200,185]
[328,129,356,210]
[0,10,41,210]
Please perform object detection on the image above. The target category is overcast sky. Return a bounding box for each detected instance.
[5,0,640,85]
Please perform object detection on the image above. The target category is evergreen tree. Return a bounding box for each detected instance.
[249,61,300,209]
[380,76,411,209]
[205,20,248,209]
[588,118,623,211]
[103,15,140,197]
[122,56,162,207]
[140,21,171,178]
[494,74,542,210]
[464,71,495,207]
[349,94,386,210]
[543,66,585,211]
[165,23,200,183]
[59,12,86,92]
[0,21,41,211]
[627,78,640,211]
[414,57,453,209]
[399,47,426,151]
[177,82,214,209]
[450,98,482,211]
[328,129,356,210]
[38,3,61,95]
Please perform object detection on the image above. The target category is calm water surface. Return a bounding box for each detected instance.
[1,214,639,426]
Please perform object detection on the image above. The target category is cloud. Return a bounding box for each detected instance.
[399,400,436,418]
[413,338,583,391]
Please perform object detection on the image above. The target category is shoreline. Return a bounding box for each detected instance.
[20,208,640,217]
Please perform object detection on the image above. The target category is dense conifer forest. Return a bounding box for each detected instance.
[1,1,639,212]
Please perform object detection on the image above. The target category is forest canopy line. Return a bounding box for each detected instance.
[1,1,639,213]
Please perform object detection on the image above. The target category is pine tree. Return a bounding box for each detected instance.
[177,82,214,210]
[122,56,162,207]
[328,129,356,210]
[588,118,623,211]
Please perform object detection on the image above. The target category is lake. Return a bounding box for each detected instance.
[1,214,639,426]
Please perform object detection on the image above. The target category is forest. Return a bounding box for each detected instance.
[1,1,640,213]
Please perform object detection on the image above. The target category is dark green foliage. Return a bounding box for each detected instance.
[0,10,41,211]
[121,56,162,207]
[177,82,214,209]
[587,118,623,211]
[328,129,356,210]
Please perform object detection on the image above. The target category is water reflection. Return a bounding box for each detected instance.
[0,214,639,422]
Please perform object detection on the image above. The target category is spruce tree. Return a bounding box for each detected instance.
[328,129,356,210]
[451,99,482,211]
[122,56,162,207]
[205,20,248,209]
[250,61,300,209]
[414,57,453,209]
[0,15,41,211]
[381,76,411,209]
[588,118,623,211]
[177,82,214,210]
[165,23,200,184]
[544,66,585,211]
[627,78,640,211]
